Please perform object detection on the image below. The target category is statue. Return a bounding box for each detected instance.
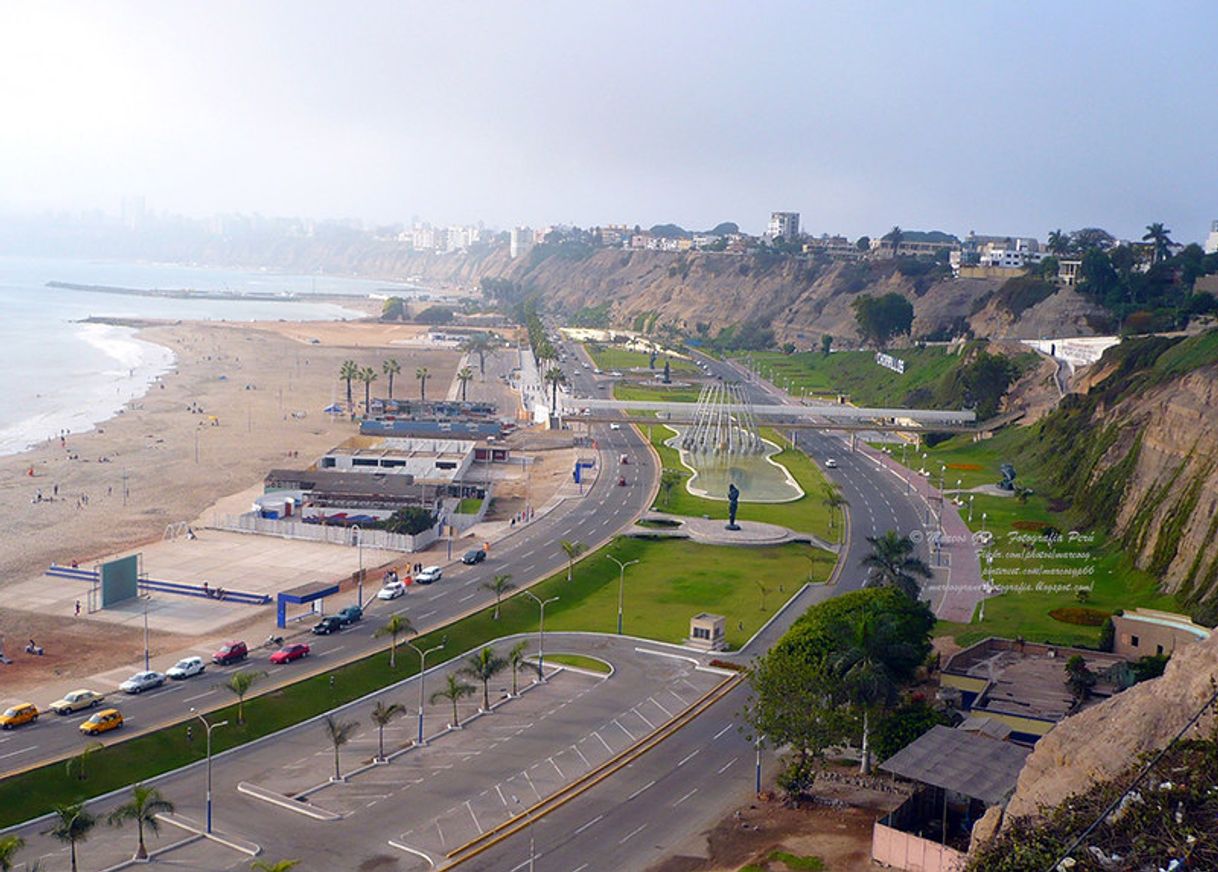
[663,359,671,384]
[649,349,657,369]
[726,482,741,530]
[998,463,1017,492]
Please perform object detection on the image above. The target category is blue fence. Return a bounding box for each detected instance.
[46,564,271,606]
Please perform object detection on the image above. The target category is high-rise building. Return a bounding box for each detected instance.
[767,211,800,241]
[1205,220,1218,255]
[510,226,533,258]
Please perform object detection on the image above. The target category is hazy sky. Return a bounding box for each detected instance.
[2,2,1216,240]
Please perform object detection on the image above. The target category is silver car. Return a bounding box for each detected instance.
[119,671,165,694]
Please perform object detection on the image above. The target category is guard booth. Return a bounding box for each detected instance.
[277,580,340,629]
[688,613,727,651]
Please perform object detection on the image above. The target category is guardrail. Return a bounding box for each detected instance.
[45,565,271,606]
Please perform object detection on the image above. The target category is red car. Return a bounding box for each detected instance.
[270,643,310,664]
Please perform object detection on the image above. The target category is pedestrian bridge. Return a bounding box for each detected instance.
[570,398,975,427]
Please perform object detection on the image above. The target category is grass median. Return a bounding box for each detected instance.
[0,536,831,827]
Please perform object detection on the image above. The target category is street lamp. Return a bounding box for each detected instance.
[606,555,640,635]
[351,525,364,609]
[522,590,559,681]
[405,637,446,746]
[142,594,151,672]
[190,707,228,834]
[968,494,975,524]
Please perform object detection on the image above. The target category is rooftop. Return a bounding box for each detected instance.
[879,725,1030,806]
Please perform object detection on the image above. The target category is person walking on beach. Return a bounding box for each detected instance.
[75,600,81,617]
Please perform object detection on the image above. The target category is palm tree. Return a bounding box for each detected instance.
[883,225,904,256]
[544,367,567,414]
[860,530,932,601]
[323,715,358,781]
[431,673,475,727]
[250,860,300,872]
[359,366,377,415]
[339,359,359,410]
[370,701,406,760]
[461,333,494,376]
[1046,228,1071,255]
[820,483,848,535]
[108,783,174,860]
[462,647,509,711]
[456,366,474,402]
[560,540,587,582]
[831,612,919,775]
[219,669,266,724]
[382,358,401,400]
[0,835,25,871]
[416,366,430,402]
[373,613,415,668]
[1142,222,1174,263]
[47,802,96,872]
[481,574,515,620]
[65,740,104,782]
[508,640,529,696]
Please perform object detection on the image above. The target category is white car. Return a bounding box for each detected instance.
[166,656,205,680]
[377,581,406,600]
[610,370,623,377]
[825,458,838,469]
[609,422,621,431]
[119,671,165,694]
[415,566,443,584]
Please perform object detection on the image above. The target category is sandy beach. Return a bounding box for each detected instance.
[0,319,458,688]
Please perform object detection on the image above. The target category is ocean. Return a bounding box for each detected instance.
[0,255,403,457]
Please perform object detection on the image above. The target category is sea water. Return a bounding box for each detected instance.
[0,255,403,457]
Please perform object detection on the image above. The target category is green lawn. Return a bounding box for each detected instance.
[0,536,832,826]
[456,497,484,514]
[614,382,704,403]
[587,344,699,374]
[869,427,1032,491]
[543,653,612,674]
[646,424,838,542]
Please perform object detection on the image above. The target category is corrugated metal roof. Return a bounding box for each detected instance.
[879,725,1029,805]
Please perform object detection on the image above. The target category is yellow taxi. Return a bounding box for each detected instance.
[79,708,123,736]
[0,703,39,729]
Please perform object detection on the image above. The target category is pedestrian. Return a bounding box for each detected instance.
[53,483,58,497]
[74,600,81,617]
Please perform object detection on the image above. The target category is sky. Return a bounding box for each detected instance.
[1,1,1216,241]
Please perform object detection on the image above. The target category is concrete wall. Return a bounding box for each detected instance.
[214,514,438,553]
[1113,610,1211,659]
[872,822,968,872]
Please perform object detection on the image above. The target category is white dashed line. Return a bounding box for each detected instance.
[574,815,603,836]
[626,780,655,801]
[674,787,698,806]
[713,723,734,740]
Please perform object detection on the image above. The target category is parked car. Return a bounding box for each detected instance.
[415,566,443,584]
[618,475,627,486]
[50,689,104,715]
[377,581,406,600]
[312,616,344,635]
[119,671,165,694]
[336,604,363,625]
[270,643,310,664]
[0,703,39,729]
[166,656,206,680]
[80,708,123,736]
[212,641,249,665]
[462,549,486,565]
[824,458,838,469]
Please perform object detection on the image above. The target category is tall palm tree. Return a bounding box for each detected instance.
[1046,228,1071,255]
[1142,222,1174,263]
[382,358,401,400]
[0,834,25,871]
[219,669,266,724]
[47,802,96,872]
[462,647,509,711]
[831,612,919,775]
[323,715,358,781]
[339,359,359,410]
[108,783,174,860]
[508,640,529,696]
[65,740,104,782]
[560,540,587,582]
[481,574,515,620]
[416,366,430,402]
[374,614,415,668]
[456,366,474,402]
[359,366,377,415]
[820,483,848,535]
[883,225,903,256]
[250,859,300,871]
[430,673,475,727]
[860,530,932,601]
[544,367,567,414]
[369,701,406,761]
[461,333,494,376]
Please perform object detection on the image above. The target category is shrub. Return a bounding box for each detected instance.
[1048,607,1110,627]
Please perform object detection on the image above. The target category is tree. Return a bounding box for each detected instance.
[374,613,415,668]
[456,366,474,402]
[65,740,104,782]
[508,640,529,696]
[1039,255,1060,281]
[1046,228,1071,255]
[560,540,587,582]
[821,334,833,356]
[855,236,871,252]
[958,352,1020,419]
[359,366,377,415]
[461,333,494,376]
[883,225,904,255]
[851,293,914,348]
[339,359,359,409]
[370,701,406,760]
[323,715,358,781]
[657,469,683,509]
[431,673,475,726]
[1071,226,1115,253]
[1064,654,1096,708]
[219,669,266,724]
[462,647,509,711]
[861,530,933,600]
[108,783,174,860]
[481,574,515,620]
[382,358,401,399]
[831,611,921,774]
[250,859,300,871]
[544,366,567,414]
[0,835,24,872]
[871,699,951,763]
[381,506,436,536]
[416,366,430,402]
[47,802,96,872]
[381,297,406,321]
[1078,248,1119,300]
[1143,222,1174,263]
[821,483,848,534]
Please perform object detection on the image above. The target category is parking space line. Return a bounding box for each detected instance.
[523,769,541,800]
[466,800,482,834]
[632,707,654,729]
[550,757,564,779]
[649,696,672,718]
[495,785,507,807]
[572,744,590,767]
[613,719,634,740]
[592,731,613,754]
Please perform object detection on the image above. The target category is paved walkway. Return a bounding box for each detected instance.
[626,512,837,551]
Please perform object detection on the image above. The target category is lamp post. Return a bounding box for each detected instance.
[968,494,975,524]
[406,637,446,746]
[142,594,150,671]
[755,735,764,794]
[606,555,639,636]
[523,590,559,681]
[351,525,364,609]
[190,707,228,834]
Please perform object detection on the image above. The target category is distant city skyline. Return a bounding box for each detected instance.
[1,2,1216,242]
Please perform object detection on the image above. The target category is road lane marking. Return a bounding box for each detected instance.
[184,689,216,703]
[458,593,476,603]
[418,611,437,620]
[0,746,37,760]
[619,824,646,844]
[674,787,698,806]
[573,814,603,836]
[713,723,734,740]
[626,780,655,800]
[677,749,700,767]
[717,757,738,774]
